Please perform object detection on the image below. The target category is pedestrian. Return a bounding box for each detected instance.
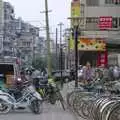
[108,66,114,81]
[113,65,119,80]
[83,62,94,85]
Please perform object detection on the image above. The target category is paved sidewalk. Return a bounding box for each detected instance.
[61,81,85,120]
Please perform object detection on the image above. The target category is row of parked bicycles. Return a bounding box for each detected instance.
[66,78,120,120]
[0,76,65,114]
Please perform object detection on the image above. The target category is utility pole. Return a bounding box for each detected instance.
[45,0,51,77]
[58,22,64,87]
[74,26,79,88]
[56,28,58,70]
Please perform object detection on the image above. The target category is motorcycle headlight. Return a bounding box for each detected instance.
[17,78,22,82]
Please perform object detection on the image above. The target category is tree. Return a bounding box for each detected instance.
[32,57,47,70]
[32,52,65,72]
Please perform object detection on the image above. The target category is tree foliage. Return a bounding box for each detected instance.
[32,57,47,70]
[32,51,65,71]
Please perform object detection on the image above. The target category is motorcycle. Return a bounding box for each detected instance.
[0,81,43,114]
[33,76,65,110]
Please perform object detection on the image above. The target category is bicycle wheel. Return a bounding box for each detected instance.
[73,92,95,119]
[106,101,120,120]
[66,90,82,108]
[80,100,93,119]
[90,96,109,120]
[100,100,117,120]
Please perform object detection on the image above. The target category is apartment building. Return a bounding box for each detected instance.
[0,1,43,65]
[15,19,40,64]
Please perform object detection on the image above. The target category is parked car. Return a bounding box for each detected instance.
[51,70,72,83]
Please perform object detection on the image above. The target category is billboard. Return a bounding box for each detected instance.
[70,38,106,51]
[98,16,112,29]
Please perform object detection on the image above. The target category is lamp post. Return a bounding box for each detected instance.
[68,17,81,88]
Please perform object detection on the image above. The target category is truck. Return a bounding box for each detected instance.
[0,57,20,89]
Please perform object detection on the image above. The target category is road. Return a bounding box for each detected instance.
[0,103,79,120]
[0,82,84,120]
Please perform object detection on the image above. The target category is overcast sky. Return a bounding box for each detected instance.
[4,0,71,36]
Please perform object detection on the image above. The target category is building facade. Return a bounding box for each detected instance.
[0,0,4,56]
[0,1,45,66]
[3,2,15,57]
[69,0,120,67]
[15,19,40,65]
[80,0,120,40]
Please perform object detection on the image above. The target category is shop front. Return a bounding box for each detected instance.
[70,37,107,67]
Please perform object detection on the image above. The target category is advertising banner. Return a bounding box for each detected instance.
[97,51,108,67]
[71,0,80,26]
[70,38,106,51]
[71,1,80,17]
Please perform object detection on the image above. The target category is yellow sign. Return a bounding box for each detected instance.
[70,38,106,51]
[71,1,80,17]
[71,1,80,26]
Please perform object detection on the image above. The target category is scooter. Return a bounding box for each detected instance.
[33,76,65,110]
[0,80,43,114]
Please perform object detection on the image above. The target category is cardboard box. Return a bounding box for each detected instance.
[6,75,14,85]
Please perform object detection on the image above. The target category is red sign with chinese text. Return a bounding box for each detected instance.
[99,16,112,29]
[97,51,108,67]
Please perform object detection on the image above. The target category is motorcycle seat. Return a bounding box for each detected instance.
[39,80,48,84]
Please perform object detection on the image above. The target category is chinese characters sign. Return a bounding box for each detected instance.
[99,16,112,29]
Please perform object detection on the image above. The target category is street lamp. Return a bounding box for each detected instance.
[68,17,81,88]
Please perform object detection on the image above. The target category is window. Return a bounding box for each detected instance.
[112,18,118,28]
[105,0,113,4]
[119,18,120,26]
[86,17,98,23]
[105,0,120,4]
[86,0,99,6]
[80,4,84,16]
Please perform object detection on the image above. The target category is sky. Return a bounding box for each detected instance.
[4,0,71,37]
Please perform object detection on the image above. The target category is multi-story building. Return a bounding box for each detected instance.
[0,1,43,65]
[3,2,15,56]
[69,0,120,66]
[35,36,46,57]
[15,19,40,65]
[0,1,49,66]
[0,0,4,56]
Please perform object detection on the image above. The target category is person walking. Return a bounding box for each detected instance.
[83,62,94,85]
[113,65,119,80]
